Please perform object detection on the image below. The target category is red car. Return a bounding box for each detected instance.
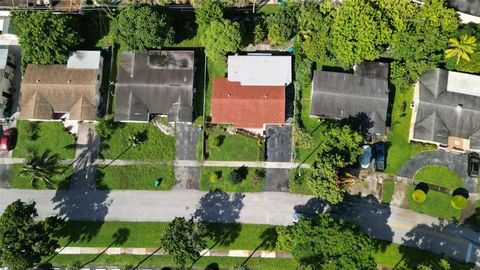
[0,128,15,152]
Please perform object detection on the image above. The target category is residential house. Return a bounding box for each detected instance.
[0,0,81,13]
[20,50,103,121]
[310,61,390,135]
[114,50,195,123]
[410,68,480,151]
[0,48,16,117]
[211,54,291,130]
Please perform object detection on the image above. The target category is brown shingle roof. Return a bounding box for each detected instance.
[211,78,285,129]
[20,65,97,120]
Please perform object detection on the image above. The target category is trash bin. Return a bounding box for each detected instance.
[154,179,161,187]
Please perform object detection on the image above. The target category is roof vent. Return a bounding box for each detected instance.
[36,79,40,83]
[227,94,232,97]
[264,94,268,98]
[457,104,463,111]
[67,80,72,84]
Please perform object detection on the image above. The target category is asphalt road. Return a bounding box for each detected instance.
[1,188,480,265]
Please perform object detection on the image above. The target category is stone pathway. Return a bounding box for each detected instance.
[390,182,409,209]
[70,123,100,190]
[57,246,291,259]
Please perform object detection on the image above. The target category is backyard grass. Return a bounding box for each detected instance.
[381,180,395,204]
[205,126,261,161]
[257,4,282,14]
[205,59,227,117]
[9,164,72,189]
[414,165,464,190]
[385,88,436,175]
[99,123,175,161]
[96,165,175,190]
[13,120,76,159]
[200,166,265,192]
[407,185,461,220]
[289,169,315,195]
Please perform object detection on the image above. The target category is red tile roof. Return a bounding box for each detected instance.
[211,78,285,128]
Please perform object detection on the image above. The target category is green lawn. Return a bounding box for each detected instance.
[289,169,315,195]
[46,255,297,270]
[55,221,278,251]
[9,164,72,189]
[96,165,175,190]
[200,166,264,192]
[381,180,395,204]
[407,185,461,220]
[13,121,76,159]
[205,126,262,161]
[257,4,282,15]
[205,59,227,117]
[414,165,464,190]
[99,123,175,161]
[385,88,437,175]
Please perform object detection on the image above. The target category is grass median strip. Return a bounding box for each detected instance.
[96,165,175,190]
[10,164,72,189]
[200,166,265,192]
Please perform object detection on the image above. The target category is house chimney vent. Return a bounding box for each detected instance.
[457,104,463,111]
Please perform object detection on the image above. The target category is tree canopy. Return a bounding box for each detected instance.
[194,0,224,34]
[331,0,391,67]
[266,4,297,46]
[0,200,60,270]
[111,5,174,51]
[201,19,242,61]
[11,10,82,69]
[161,217,207,267]
[277,215,376,269]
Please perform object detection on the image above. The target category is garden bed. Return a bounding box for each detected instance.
[200,166,264,192]
[407,185,461,220]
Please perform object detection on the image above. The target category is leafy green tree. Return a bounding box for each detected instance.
[11,10,82,69]
[415,259,451,270]
[161,217,207,267]
[385,0,458,89]
[96,114,117,139]
[201,19,242,61]
[445,35,477,64]
[20,150,62,189]
[111,5,174,51]
[253,23,266,44]
[266,4,297,46]
[306,124,363,204]
[0,200,60,270]
[277,215,376,269]
[194,0,224,34]
[331,0,391,67]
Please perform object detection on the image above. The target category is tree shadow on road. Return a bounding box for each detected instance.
[192,190,245,249]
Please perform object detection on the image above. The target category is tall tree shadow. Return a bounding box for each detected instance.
[398,220,477,269]
[192,190,245,249]
[240,226,278,267]
[81,227,130,266]
[339,112,374,135]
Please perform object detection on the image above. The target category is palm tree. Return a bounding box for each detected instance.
[445,35,478,64]
[20,150,61,189]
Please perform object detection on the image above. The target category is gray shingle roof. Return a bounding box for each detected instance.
[310,62,389,135]
[114,50,194,122]
[413,68,480,149]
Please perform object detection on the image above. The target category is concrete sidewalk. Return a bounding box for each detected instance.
[57,247,292,259]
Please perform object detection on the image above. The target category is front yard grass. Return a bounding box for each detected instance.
[96,165,175,190]
[289,169,315,195]
[385,88,436,175]
[13,120,76,159]
[200,166,264,192]
[10,164,72,189]
[205,126,262,161]
[414,165,464,190]
[99,123,175,161]
[407,185,461,220]
[381,180,395,204]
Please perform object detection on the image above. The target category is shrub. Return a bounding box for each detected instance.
[253,22,266,44]
[229,166,248,184]
[209,172,219,183]
[252,169,265,186]
[294,129,313,149]
[451,195,467,210]
[26,121,39,140]
[412,189,427,203]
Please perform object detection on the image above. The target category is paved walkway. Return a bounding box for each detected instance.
[57,247,291,259]
[70,123,101,190]
[2,188,480,265]
[398,150,477,193]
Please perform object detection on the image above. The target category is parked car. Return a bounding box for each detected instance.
[360,145,372,169]
[468,152,479,177]
[0,128,15,152]
[375,143,386,172]
[292,212,303,223]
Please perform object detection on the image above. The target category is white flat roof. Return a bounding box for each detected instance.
[0,49,8,70]
[67,50,101,69]
[227,55,292,86]
[447,71,480,97]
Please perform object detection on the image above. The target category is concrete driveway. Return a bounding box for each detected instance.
[174,123,200,189]
[264,125,292,192]
[398,150,477,193]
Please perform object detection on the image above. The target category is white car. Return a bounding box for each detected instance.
[360,145,372,169]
